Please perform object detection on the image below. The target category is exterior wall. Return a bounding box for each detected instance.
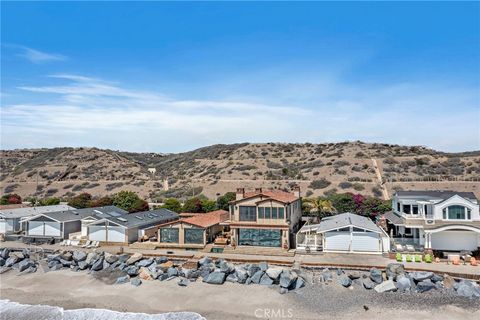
[158,221,206,247]
[0,218,15,233]
[229,194,302,249]
[88,220,129,243]
[26,216,62,238]
[127,227,138,243]
[392,194,480,229]
[63,220,81,239]
[393,194,480,222]
[433,196,480,221]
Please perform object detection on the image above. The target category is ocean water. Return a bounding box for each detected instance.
[0,300,205,320]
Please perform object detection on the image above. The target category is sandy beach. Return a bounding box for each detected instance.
[1,268,479,320]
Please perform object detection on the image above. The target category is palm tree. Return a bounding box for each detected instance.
[303,197,337,223]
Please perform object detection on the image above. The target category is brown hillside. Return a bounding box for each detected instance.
[1,142,479,201]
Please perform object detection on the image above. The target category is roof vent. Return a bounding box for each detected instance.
[135,216,143,220]
[117,217,128,222]
[93,210,103,214]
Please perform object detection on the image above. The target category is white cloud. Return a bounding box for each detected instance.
[1,73,479,152]
[15,46,67,63]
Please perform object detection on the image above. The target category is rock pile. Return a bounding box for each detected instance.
[318,263,480,299]
[0,248,38,275]
[0,248,305,294]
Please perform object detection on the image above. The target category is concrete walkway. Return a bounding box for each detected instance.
[2,241,479,279]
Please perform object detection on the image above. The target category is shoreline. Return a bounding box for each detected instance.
[1,269,479,320]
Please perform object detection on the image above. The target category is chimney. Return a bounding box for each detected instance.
[255,187,262,194]
[292,186,301,198]
[236,188,245,200]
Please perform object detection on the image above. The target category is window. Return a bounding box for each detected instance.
[238,228,282,247]
[467,209,471,220]
[404,227,412,235]
[445,205,467,220]
[397,202,400,212]
[412,205,419,215]
[184,228,204,244]
[278,207,285,219]
[265,207,271,219]
[442,208,447,219]
[271,207,278,219]
[239,206,257,221]
[160,228,179,243]
[258,207,265,219]
[403,204,411,214]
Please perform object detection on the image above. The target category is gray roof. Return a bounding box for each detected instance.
[299,212,383,234]
[395,190,477,201]
[32,206,179,229]
[383,211,404,225]
[0,205,75,219]
[109,209,179,228]
[38,206,127,222]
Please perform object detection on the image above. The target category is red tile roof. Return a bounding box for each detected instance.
[241,189,298,203]
[181,210,229,228]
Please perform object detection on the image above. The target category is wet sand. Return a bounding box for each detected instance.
[0,269,478,320]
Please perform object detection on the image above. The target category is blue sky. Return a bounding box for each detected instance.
[1,2,479,152]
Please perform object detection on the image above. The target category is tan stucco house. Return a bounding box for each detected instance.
[226,187,302,249]
[157,210,229,249]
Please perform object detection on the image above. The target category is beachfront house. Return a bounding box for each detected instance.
[23,206,179,244]
[296,212,390,254]
[384,190,480,252]
[225,187,302,249]
[0,204,74,235]
[157,210,229,249]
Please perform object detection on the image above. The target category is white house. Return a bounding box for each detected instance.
[384,190,480,252]
[23,206,179,244]
[296,212,390,254]
[0,204,74,235]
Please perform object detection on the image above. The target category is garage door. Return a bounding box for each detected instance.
[107,226,125,243]
[325,232,350,251]
[44,222,61,237]
[89,225,107,241]
[431,231,478,251]
[351,232,380,252]
[29,221,44,236]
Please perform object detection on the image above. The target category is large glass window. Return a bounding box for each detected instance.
[160,228,179,243]
[184,228,204,244]
[258,207,265,219]
[238,228,282,247]
[258,207,285,219]
[264,207,271,219]
[403,204,411,214]
[412,205,419,215]
[397,202,400,212]
[446,205,467,220]
[271,207,278,219]
[239,206,257,221]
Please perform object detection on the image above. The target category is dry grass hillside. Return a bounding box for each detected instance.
[1,142,479,201]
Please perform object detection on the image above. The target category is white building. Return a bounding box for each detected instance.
[296,212,390,254]
[385,190,480,252]
[0,204,74,235]
[23,206,179,244]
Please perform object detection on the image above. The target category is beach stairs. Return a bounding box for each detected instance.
[182,258,200,269]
